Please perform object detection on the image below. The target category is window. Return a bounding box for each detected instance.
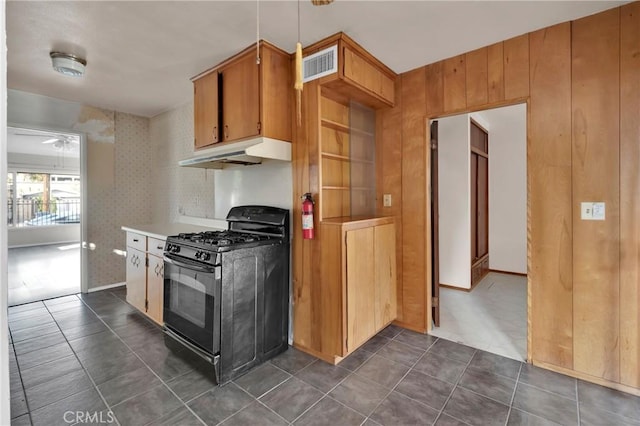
[7,172,81,227]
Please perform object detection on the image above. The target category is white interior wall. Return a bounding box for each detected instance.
[481,104,527,274]
[8,226,81,248]
[1,4,11,422]
[438,114,471,289]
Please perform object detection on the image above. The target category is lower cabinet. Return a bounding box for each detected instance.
[321,218,397,359]
[125,232,165,325]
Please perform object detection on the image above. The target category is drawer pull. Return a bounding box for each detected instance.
[157,245,163,250]
[133,239,139,242]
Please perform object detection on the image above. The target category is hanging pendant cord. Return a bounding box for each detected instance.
[298,0,301,42]
[256,0,260,64]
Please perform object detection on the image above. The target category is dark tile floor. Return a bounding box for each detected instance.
[8,287,640,426]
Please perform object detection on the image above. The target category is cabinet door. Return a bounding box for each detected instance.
[147,254,164,325]
[346,227,376,351]
[194,71,220,149]
[126,247,146,313]
[374,224,397,329]
[221,53,260,142]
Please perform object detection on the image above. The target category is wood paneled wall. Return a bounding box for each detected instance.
[377,2,640,392]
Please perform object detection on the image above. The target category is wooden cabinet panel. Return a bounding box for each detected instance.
[529,22,573,369]
[572,8,620,382]
[343,47,395,105]
[346,227,376,351]
[487,42,505,103]
[504,34,530,99]
[126,247,146,313]
[147,254,164,325]
[400,69,427,331]
[620,1,640,389]
[465,48,488,107]
[221,53,260,142]
[425,62,444,116]
[443,55,466,111]
[194,71,220,149]
[374,224,397,329]
[477,156,488,258]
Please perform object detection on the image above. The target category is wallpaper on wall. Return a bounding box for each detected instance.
[87,111,153,288]
[150,101,215,223]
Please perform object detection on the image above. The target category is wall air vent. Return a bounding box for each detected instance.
[303,45,338,83]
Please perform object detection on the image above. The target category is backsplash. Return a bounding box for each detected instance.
[150,102,293,224]
[150,102,215,222]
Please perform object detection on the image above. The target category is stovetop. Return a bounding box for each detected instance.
[176,230,277,248]
[165,230,283,262]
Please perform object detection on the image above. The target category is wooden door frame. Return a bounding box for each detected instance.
[425,99,530,362]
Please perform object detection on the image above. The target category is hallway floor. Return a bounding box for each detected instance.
[8,243,81,306]
[429,272,527,361]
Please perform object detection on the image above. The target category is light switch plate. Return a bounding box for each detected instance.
[581,202,605,220]
[383,194,392,207]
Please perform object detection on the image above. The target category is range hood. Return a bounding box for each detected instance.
[179,137,291,169]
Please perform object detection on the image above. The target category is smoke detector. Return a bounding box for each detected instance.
[50,52,86,77]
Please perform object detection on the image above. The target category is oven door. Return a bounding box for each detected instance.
[163,254,221,356]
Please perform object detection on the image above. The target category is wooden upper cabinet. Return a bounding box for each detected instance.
[221,53,260,142]
[194,71,220,149]
[303,33,397,109]
[192,41,291,150]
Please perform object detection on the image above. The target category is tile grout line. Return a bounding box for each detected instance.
[362,333,441,425]
[431,344,478,425]
[503,361,523,426]
[228,381,295,426]
[575,378,580,426]
[75,291,209,426]
[9,329,36,426]
[40,297,122,426]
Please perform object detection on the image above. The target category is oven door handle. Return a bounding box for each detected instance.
[164,254,218,273]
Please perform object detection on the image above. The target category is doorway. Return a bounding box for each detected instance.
[6,126,86,305]
[429,104,527,361]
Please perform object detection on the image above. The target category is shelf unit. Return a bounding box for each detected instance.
[319,94,376,220]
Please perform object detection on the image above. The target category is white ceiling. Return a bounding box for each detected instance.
[6,1,626,118]
[7,127,80,158]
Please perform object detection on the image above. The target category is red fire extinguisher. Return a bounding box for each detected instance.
[301,193,315,239]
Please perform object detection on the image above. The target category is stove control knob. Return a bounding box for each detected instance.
[201,252,211,261]
[195,251,202,259]
[165,244,172,252]
[172,245,180,254]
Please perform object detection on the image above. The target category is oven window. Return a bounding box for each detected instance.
[169,270,207,328]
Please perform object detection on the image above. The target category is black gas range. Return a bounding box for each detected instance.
[163,205,290,384]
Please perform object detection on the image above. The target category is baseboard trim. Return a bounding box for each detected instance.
[88,282,125,293]
[440,283,474,293]
[489,269,527,277]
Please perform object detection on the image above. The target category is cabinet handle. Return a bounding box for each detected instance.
[224,125,229,140]
[212,126,217,142]
[160,265,164,278]
[154,264,160,276]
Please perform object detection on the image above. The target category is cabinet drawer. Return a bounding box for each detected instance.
[126,232,146,251]
[148,237,166,257]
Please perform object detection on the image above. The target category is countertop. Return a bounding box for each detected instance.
[121,219,225,241]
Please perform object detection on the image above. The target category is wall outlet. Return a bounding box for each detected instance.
[581,202,605,220]
[383,194,392,207]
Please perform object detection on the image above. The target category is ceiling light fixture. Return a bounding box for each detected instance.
[50,52,86,77]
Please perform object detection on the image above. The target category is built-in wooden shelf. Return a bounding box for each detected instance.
[321,119,374,138]
[321,152,374,164]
